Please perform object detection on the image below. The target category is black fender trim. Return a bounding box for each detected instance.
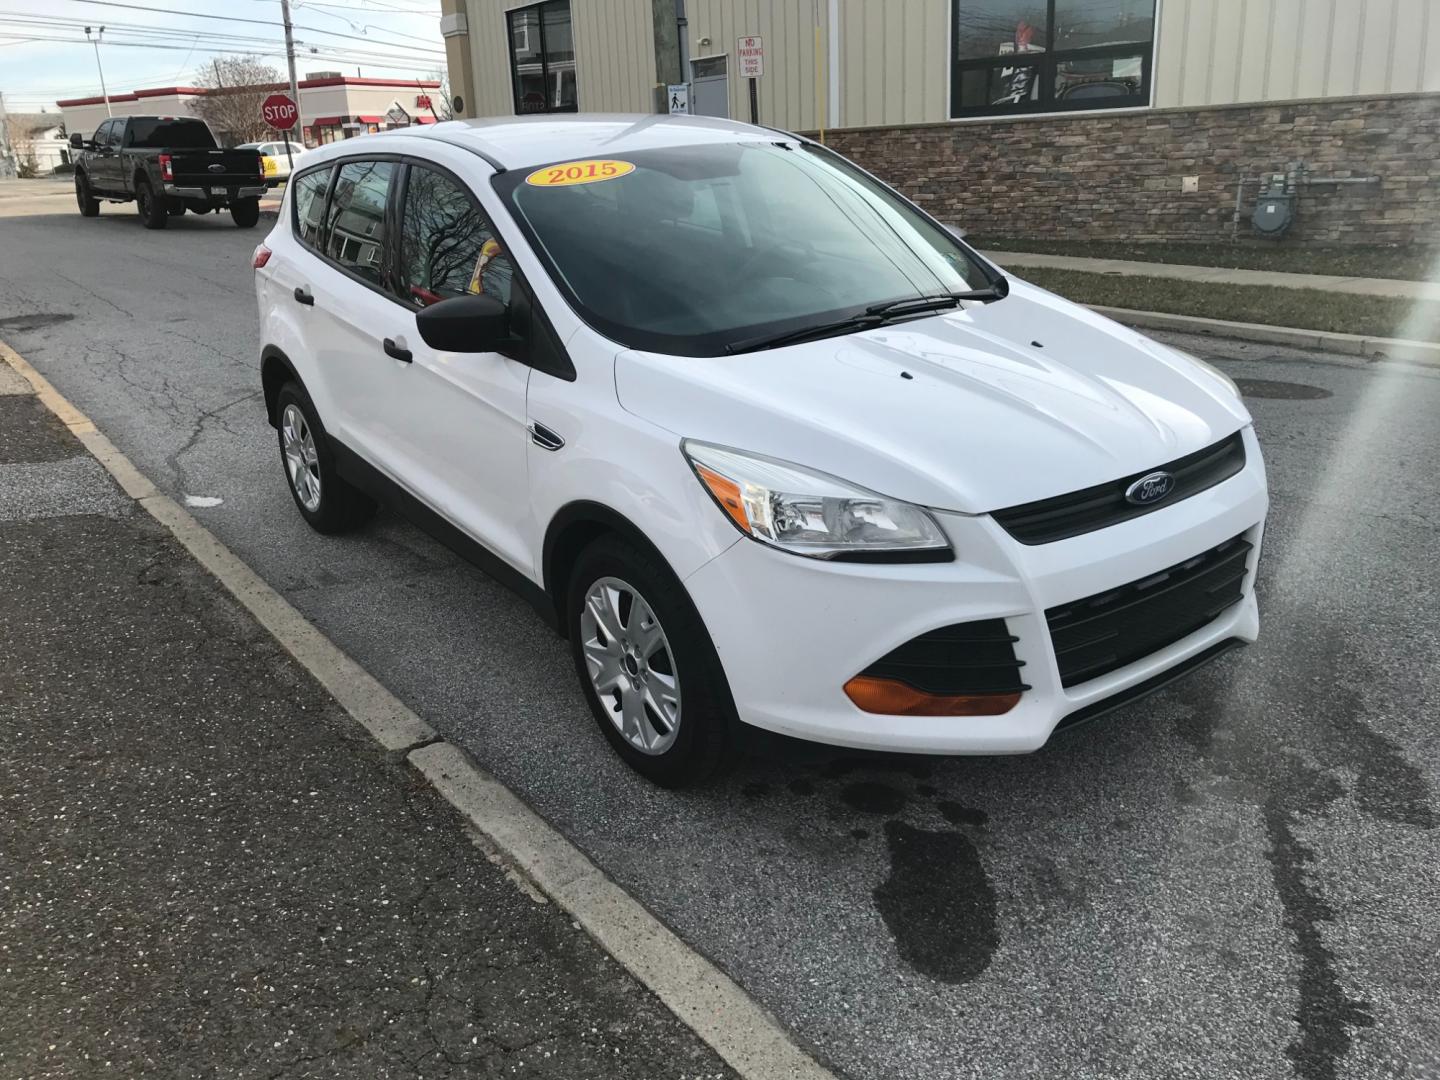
[260,346,300,428]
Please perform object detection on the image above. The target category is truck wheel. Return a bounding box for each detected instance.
[231,198,260,229]
[75,173,100,217]
[135,181,168,230]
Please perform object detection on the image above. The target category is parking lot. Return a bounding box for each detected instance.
[2,184,1438,1080]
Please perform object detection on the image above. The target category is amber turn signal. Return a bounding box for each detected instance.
[843,675,1021,717]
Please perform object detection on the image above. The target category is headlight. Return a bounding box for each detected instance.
[682,441,952,562]
[1176,348,1241,399]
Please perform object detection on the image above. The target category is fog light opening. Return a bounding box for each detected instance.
[843,676,1021,717]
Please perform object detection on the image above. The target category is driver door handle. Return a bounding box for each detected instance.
[383,338,412,364]
[292,286,314,307]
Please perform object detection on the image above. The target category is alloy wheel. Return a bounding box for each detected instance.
[280,403,322,511]
[580,576,681,755]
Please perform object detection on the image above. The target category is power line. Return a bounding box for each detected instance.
[47,0,445,54]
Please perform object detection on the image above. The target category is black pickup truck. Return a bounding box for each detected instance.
[70,116,267,230]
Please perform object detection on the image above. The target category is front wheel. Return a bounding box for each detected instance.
[231,198,260,229]
[136,181,167,229]
[75,173,100,217]
[567,536,735,787]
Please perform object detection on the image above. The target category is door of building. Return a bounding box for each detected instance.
[690,55,729,119]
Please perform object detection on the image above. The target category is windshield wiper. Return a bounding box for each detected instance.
[727,284,1008,355]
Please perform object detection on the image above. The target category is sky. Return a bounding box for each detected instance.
[0,0,444,113]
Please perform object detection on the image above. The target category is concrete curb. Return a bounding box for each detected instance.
[1089,305,1440,366]
[0,335,838,1080]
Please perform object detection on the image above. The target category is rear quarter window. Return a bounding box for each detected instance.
[292,166,333,251]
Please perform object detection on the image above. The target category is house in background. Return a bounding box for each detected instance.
[3,112,70,175]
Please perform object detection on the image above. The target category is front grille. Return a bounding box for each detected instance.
[992,432,1247,545]
[860,618,1029,695]
[1046,535,1252,688]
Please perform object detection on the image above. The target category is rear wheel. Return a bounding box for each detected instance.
[275,383,374,534]
[567,536,735,787]
[75,173,100,217]
[231,197,260,229]
[135,180,167,229]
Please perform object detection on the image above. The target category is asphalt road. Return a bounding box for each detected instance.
[3,181,1438,1080]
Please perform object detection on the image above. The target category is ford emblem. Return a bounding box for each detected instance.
[1125,471,1176,505]
[207,163,226,173]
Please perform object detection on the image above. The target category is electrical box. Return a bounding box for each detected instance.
[1182,175,1199,193]
[1252,173,1294,238]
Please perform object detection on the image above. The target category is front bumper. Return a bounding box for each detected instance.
[683,427,1268,754]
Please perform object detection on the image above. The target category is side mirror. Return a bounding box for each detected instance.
[414,293,510,353]
[69,133,86,150]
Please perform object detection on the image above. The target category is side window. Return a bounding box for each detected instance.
[324,160,394,285]
[95,120,116,148]
[292,166,333,251]
[397,165,512,308]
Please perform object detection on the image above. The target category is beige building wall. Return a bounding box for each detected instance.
[684,0,832,130]
[1153,0,1440,107]
[449,0,1439,130]
[462,0,656,116]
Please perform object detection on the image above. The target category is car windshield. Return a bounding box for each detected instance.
[493,141,996,357]
[126,119,217,149]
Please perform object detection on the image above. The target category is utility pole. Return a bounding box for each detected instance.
[279,0,301,165]
[85,26,112,117]
[0,90,16,179]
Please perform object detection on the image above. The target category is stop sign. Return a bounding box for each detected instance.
[261,93,299,131]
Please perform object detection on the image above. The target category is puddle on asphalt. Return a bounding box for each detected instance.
[0,313,74,331]
[1234,377,1333,399]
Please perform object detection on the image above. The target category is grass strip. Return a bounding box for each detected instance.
[1018,267,1440,342]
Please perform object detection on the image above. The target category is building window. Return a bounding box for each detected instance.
[951,0,1154,117]
[508,0,577,114]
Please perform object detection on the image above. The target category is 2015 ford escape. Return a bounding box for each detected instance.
[254,115,1267,786]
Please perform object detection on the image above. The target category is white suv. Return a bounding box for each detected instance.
[254,116,1267,786]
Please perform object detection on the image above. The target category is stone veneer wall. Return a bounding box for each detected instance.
[821,93,1440,247]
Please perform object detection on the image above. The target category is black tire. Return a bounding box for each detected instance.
[167,204,186,217]
[75,172,100,217]
[231,197,260,229]
[136,180,167,229]
[566,535,735,787]
[275,382,375,534]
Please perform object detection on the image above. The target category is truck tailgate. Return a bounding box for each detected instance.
[170,148,263,188]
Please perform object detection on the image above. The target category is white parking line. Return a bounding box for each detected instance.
[0,334,839,1080]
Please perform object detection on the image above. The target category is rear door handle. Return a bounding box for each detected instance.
[292,286,314,306]
[383,338,412,364]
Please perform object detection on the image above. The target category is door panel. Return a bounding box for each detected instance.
[376,160,534,574]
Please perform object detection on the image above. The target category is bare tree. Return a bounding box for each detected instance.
[427,70,453,121]
[193,56,284,145]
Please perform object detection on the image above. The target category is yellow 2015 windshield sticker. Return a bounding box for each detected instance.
[525,159,635,187]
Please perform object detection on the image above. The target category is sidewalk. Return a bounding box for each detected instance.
[982,249,1440,303]
[0,363,733,1077]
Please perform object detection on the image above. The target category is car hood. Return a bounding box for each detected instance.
[613,281,1251,515]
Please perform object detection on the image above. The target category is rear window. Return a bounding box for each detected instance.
[125,119,216,149]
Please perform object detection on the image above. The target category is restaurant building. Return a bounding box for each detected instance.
[57,76,443,149]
